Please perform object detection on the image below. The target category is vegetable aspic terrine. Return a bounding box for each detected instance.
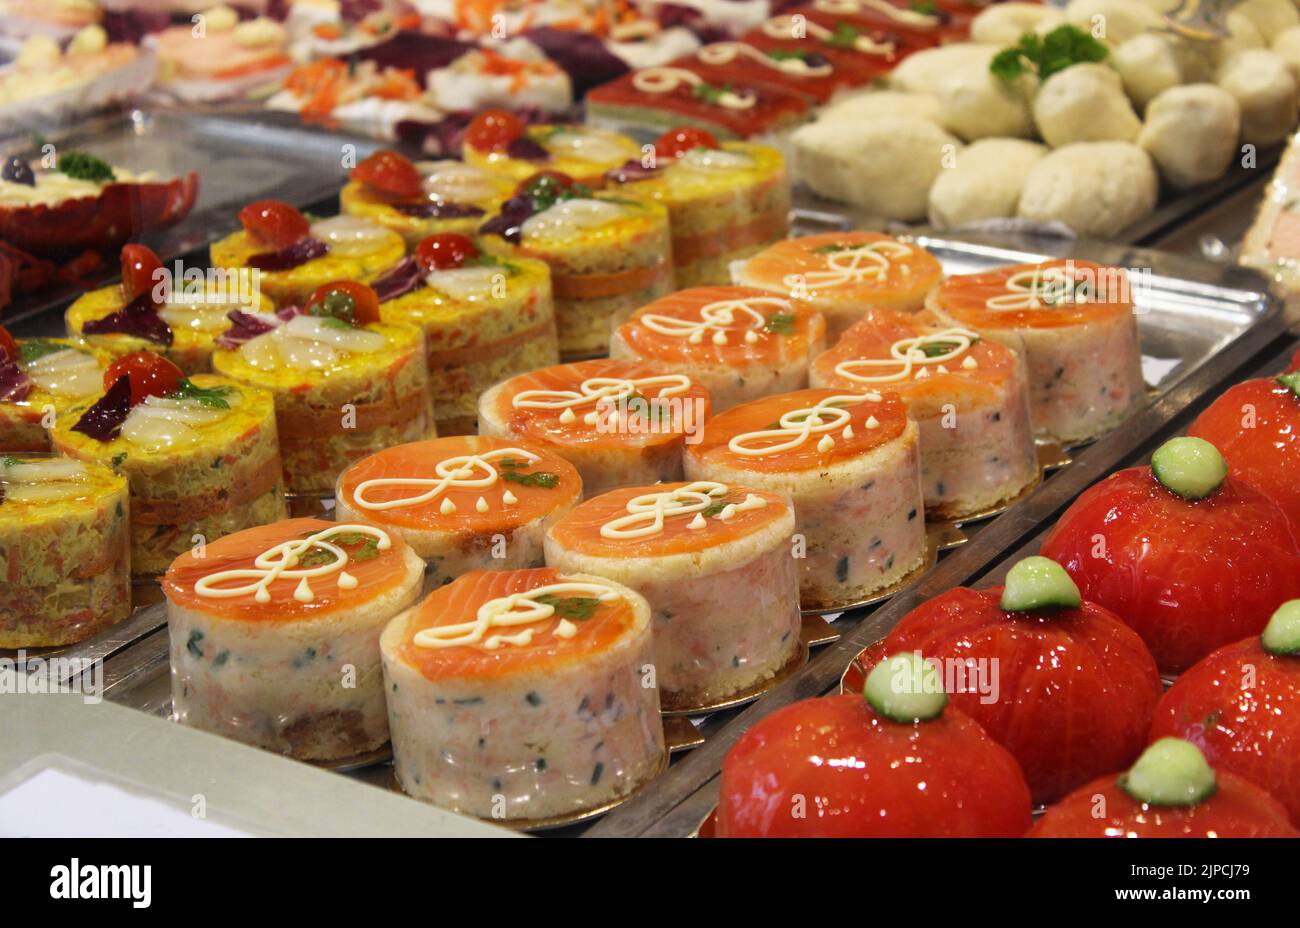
[811,309,1038,520]
[610,285,825,412]
[734,231,944,339]
[0,327,111,452]
[335,436,582,587]
[164,517,425,760]
[685,388,926,610]
[928,258,1146,445]
[380,567,666,822]
[0,454,130,648]
[545,481,801,711]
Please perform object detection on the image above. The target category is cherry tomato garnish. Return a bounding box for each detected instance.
[654,127,719,161]
[464,109,525,153]
[414,234,479,271]
[238,200,310,248]
[120,243,164,303]
[351,149,422,200]
[104,352,184,406]
[0,325,19,364]
[305,281,381,326]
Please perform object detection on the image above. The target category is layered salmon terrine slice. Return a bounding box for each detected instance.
[610,286,826,411]
[685,388,925,610]
[51,352,287,578]
[734,232,943,339]
[605,128,791,288]
[545,481,801,711]
[928,258,1146,444]
[0,454,129,648]
[811,309,1037,520]
[336,436,582,587]
[741,13,907,87]
[461,111,642,188]
[340,150,514,249]
[478,358,712,496]
[66,244,274,375]
[212,282,435,495]
[164,517,424,761]
[210,201,405,306]
[380,567,666,821]
[796,0,954,46]
[0,326,111,452]
[478,172,674,359]
[372,233,557,436]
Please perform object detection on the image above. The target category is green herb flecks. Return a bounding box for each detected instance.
[990,25,1108,83]
[501,469,560,489]
[57,151,115,183]
[168,379,233,409]
[812,241,858,255]
[626,392,672,424]
[465,253,520,275]
[823,24,863,49]
[919,340,963,358]
[691,81,739,105]
[535,593,601,621]
[17,340,69,365]
[764,312,796,335]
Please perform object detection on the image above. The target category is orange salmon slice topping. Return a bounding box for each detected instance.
[740,232,942,304]
[398,567,640,680]
[164,517,412,621]
[936,259,1136,329]
[337,436,581,531]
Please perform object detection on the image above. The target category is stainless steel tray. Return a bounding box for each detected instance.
[84,233,1287,836]
[3,106,382,334]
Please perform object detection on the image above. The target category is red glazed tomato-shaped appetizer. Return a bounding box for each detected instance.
[1030,738,1298,838]
[717,653,1033,837]
[1040,437,1300,674]
[1150,601,1300,826]
[871,557,1162,804]
[1187,372,1300,532]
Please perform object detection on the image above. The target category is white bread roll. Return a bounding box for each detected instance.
[1139,84,1242,189]
[1216,48,1300,146]
[1033,63,1142,147]
[1018,142,1158,238]
[928,137,1049,228]
[970,2,1066,45]
[890,43,1036,141]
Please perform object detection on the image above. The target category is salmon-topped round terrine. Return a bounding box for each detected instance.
[810,309,1038,520]
[928,258,1146,444]
[0,326,111,452]
[684,388,925,610]
[734,231,944,340]
[164,517,425,761]
[380,566,666,822]
[545,481,801,711]
[478,171,673,358]
[212,281,435,495]
[604,128,791,287]
[371,233,558,436]
[336,436,582,587]
[610,286,826,412]
[51,352,288,578]
[461,111,642,188]
[478,358,713,497]
[209,200,405,306]
[65,244,275,375]
[0,453,129,648]
[340,150,514,249]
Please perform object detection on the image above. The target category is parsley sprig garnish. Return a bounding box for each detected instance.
[18,340,70,365]
[990,25,1108,83]
[535,593,600,621]
[169,379,233,409]
[501,470,560,489]
[58,151,115,183]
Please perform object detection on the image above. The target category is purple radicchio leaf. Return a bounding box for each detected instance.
[0,359,32,403]
[247,237,329,272]
[81,291,175,347]
[216,311,278,349]
[524,27,630,98]
[478,195,536,245]
[505,135,551,162]
[275,304,307,322]
[393,200,485,219]
[355,32,476,88]
[370,257,427,303]
[653,6,730,44]
[605,158,660,184]
[71,375,133,442]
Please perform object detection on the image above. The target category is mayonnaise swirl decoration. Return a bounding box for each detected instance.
[729,394,876,457]
[513,372,692,427]
[834,328,981,384]
[761,14,895,55]
[639,296,790,346]
[193,524,391,605]
[696,42,833,77]
[413,581,621,650]
[811,0,939,28]
[631,67,757,109]
[599,481,769,539]
[984,266,1088,311]
[350,447,540,512]
[784,240,914,292]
